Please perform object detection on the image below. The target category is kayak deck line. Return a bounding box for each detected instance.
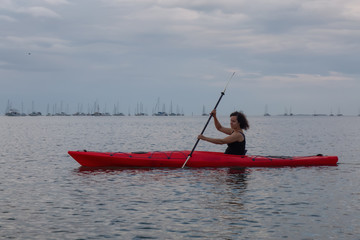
[109,151,190,159]
[68,150,338,168]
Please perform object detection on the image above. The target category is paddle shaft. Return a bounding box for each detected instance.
[181,72,235,168]
[181,91,225,168]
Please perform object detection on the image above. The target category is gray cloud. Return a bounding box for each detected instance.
[1,0,359,115]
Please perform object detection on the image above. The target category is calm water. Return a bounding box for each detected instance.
[0,116,359,239]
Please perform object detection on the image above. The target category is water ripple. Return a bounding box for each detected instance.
[0,116,359,239]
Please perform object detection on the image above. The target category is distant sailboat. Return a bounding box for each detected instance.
[135,102,147,116]
[169,101,176,116]
[176,105,184,116]
[153,98,168,116]
[202,105,208,116]
[28,101,42,116]
[5,100,22,116]
[113,102,125,116]
[289,106,293,116]
[264,105,270,116]
[337,107,343,116]
[5,110,21,116]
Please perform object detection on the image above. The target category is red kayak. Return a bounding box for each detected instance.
[68,150,338,168]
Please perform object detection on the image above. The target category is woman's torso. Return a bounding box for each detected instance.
[224,131,246,155]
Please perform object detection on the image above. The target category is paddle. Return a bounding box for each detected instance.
[181,72,235,168]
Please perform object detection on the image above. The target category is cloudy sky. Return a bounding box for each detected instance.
[1,0,360,115]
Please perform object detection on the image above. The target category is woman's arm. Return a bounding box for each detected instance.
[211,109,232,135]
[198,131,243,145]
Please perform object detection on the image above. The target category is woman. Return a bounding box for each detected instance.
[198,109,249,155]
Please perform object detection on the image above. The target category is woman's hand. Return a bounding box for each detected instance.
[198,134,206,140]
[211,109,217,117]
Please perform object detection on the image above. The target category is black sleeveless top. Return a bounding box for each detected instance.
[224,132,246,155]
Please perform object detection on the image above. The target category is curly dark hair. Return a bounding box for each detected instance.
[230,111,249,130]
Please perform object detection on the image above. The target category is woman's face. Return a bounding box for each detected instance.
[230,116,240,129]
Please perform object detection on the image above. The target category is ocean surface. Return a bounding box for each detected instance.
[0,115,359,239]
